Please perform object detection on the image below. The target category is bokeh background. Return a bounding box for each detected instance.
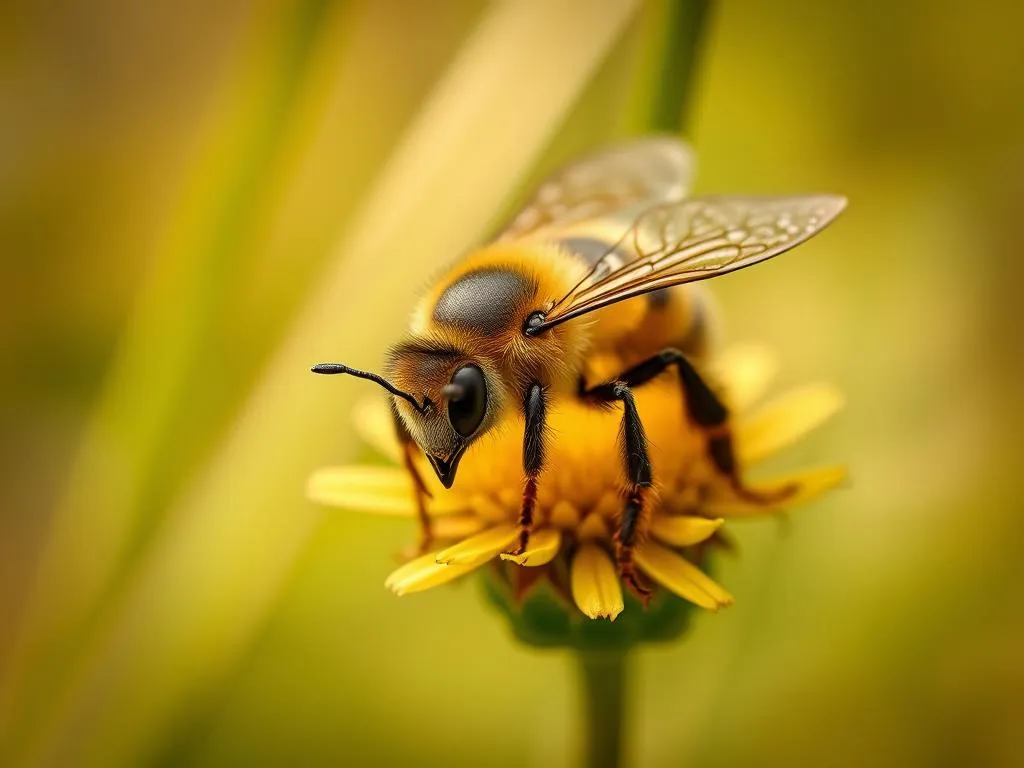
[2,1,1022,766]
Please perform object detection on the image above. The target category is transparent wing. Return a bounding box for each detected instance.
[535,195,847,331]
[498,137,695,242]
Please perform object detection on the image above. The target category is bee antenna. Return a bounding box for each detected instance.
[311,363,429,414]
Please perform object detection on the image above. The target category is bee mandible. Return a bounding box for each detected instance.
[313,138,845,595]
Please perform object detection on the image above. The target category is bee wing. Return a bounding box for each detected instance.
[533,195,847,331]
[498,137,695,242]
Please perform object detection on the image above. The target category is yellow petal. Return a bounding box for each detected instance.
[431,516,487,539]
[705,465,848,518]
[634,541,733,611]
[385,551,442,588]
[351,396,402,462]
[737,383,844,465]
[306,465,414,514]
[307,465,466,516]
[714,343,779,411]
[434,523,518,566]
[570,544,623,620]
[500,528,562,566]
[577,513,610,540]
[384,551,479,596]
[649,515,724,547]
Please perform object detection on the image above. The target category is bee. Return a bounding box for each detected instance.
[313,137,845,595]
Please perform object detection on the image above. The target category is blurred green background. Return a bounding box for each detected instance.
[2,1,1022,766]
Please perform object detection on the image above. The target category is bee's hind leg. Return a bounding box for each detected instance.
[580,380,653,600]
[391,404,434,552]
[511,382,547,556]
[604,348,795,505]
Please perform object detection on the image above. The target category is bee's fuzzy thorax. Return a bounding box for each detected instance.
[407,241,595,396]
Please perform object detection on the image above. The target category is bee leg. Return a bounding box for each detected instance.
[391,403,433,552]
[667,351,795,504]
[511,382,547,556]
[618,492,651,603]
[607,349,795,505]
[581,381,653,599]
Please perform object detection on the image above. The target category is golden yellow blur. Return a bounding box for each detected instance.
[1,1,1021,766]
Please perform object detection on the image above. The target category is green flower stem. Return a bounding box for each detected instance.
[578,650,630,768]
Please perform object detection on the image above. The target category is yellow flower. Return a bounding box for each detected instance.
[308,343,844,623]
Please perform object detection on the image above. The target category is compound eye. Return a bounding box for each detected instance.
[446,365,487,437]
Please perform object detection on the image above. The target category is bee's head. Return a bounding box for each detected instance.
[312,341,500,489]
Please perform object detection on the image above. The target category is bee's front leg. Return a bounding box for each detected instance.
[391,403,433,552]
[580,380,654,600]
[512,382,547,556]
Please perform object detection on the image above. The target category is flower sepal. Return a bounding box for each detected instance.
[480,558,704,651]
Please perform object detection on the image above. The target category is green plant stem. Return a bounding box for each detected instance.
[578,650,630,768]
[630,0,713,134]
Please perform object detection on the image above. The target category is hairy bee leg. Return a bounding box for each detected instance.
[391,404,433,551]
[597,348,794,505]
[618,492,651,603]
[512,382,547,556]
[401,444,434,551]
[581,381,653,598]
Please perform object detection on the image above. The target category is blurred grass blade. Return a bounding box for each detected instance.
[19,1,639,765]
[630,0,713,133]
[0,0,334,751]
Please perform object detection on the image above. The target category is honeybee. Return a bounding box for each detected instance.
[314,137,844,594]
